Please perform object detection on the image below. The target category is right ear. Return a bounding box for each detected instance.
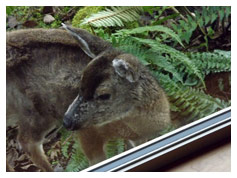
[61,23,96,58]
[112,58,139,83]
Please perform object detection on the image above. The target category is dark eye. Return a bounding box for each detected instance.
[97,94,111,100]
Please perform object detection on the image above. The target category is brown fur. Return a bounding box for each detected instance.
[6,28,107,171]
[64,52,171,165]
[7,27,171,171]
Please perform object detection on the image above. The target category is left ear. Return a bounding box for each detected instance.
[112,58,139,82]
[61,23,96,58]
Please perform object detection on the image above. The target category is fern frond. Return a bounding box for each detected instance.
[81,6,143,27]
[113,36,152,65]
[113,36,184,83]
[132,37,205,87]
[116,25,184,47]
[65,141,89,172]
[188,50,231,75]
[105,139,125,159]
[154,72,230,120]
[60,128,73,159]
[72,6,105,28]
[64,136,125,171]
[61,142,70,159]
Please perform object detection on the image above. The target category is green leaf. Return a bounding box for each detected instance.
[150,56,183,83]
[156,73,230,121]
[65,141,89,172]
[154,13,179,25]
[105,139,125,158]
[188,50,231,75]
[6,6,14,15]
[132,37,205,87]
[81,6,143,27]
[116,25,184,47]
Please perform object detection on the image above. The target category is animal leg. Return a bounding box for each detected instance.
[18,132,53,172]
[17,121,55,172]
[18,133,53,171]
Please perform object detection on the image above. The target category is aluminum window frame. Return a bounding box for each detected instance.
[82,106,231,172]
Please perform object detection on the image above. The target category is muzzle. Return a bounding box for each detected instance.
[63,95,83,130]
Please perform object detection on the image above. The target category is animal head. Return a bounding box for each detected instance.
[62,24,162,130]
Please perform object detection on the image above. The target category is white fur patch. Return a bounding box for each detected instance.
[65,95,79,115]
[112,58,135,82]
[112,59,135,83]
[112,58,129,70]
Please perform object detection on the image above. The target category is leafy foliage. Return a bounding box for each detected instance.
[6,6,15,15]
[171,7,231,50]
[7,6,231,172]
[112,34,205,87]
[60,128,72,159]
[72,6,104,29]
[155,72,230,120]
[81,6,143,27]
[61,134,125,171]
[115,25,184,47]
[188,50,231,75]
[65,140,89,172]
[105,139,125,158]
[112,35,230,121]
[171,15,197,44]
[88,6,230,120]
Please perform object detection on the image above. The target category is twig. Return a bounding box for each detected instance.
[62,133,73,146]
[89,23,96,35]
[170,7,188,23]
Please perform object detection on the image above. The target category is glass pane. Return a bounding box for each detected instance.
[6,6,231,172]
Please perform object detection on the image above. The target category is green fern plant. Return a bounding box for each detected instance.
[62,132,126,171]
[65,141,89,172]
[131,37,205,87]
[171,6,231,49]
[111,28,204,87]
[115,25,184,47]
[60,128,72,159]
[114,36,184,84]
[59,129,89,171]
[105,139,125,159]
[81,6,143,27]
[154,72,230,121]
[112,30,231,88]
[188,50,231,75]
[72,6,104,28]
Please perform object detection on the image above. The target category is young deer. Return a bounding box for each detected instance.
[6,24,171,171]
[62,25,171,165]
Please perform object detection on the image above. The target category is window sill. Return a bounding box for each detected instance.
[82,106,231,172]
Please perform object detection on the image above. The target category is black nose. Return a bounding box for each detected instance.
[63,115,73,130]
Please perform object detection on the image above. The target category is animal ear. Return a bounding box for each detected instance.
[112,58,139,82]
[61,23,96,58]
